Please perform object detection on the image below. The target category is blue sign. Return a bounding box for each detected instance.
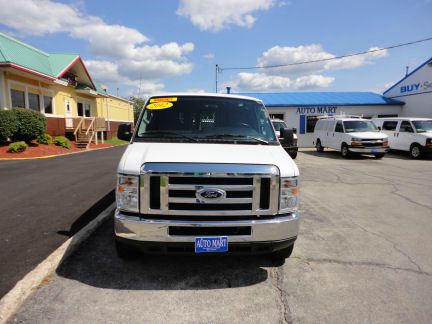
[400,81,432,94]
[195,236,228,253]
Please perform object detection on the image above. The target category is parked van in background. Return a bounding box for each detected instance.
[372,118,432,159]
[115,93,300,263]
[271,119,298,159]
[313,116,389,158]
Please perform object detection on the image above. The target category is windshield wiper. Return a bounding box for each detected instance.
[138,131,198,142]
[205,134,269,144]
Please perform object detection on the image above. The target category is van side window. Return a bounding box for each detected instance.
[335,122,344,133]
[382,121,398,131]
[399,121,414,133]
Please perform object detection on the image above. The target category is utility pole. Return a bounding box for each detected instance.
[215,64,219,93]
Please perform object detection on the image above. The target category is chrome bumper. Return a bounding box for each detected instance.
[114,209,300,243]
[349,147,389,153]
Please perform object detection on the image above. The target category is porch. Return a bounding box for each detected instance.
[66,117,107,149]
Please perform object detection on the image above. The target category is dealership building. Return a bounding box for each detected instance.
[240,56,432,147]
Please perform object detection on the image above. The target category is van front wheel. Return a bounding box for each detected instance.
[341,144,350,158]
[315,139,324,152]
[410,144,422,159]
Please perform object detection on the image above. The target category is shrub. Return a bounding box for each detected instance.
[11,108,47,143]
[0,110,19,143]
[54,136,71,149]
[37,133,53,145]
[8,141,28,153]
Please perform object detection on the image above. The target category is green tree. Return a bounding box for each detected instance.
[129,96,146,123]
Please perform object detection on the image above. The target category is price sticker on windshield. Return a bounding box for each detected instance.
[146,102,173,110]
[149,97,177,103]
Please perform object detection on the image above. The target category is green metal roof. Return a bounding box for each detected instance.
[0,32,110,96]
[48,53,79,76]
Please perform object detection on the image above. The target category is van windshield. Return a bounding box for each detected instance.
[135,96,277,144]
[412,120,432,133]
[343,120,378,133]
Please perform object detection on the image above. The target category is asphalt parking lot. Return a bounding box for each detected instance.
[9,150,432,323]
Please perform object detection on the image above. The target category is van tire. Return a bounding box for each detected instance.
[374,153,385,159]
[115,239,139,259]
[341,144,350,158]
[410,144,422,159]
[315,139,324,152]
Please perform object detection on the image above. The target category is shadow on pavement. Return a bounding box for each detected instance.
[300,150,377,160]
[57,218,270,290]
[57,190,115,237]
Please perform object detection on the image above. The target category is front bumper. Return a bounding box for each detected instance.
[115,209,300,244]
[348,146,389,153]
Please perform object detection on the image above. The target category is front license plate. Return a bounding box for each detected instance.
[371,149,377,153]
[195,236,228,253]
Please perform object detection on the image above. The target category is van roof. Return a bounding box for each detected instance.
[148,92,262,102]
[372,117,432,121]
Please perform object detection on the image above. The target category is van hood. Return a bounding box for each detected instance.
[349,132,388,139]
[118,142,299,177]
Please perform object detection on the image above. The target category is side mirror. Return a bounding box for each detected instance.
[292,127,297,134]
[281,128,294,145]
[377,126,382,131]
[117,123,132,141]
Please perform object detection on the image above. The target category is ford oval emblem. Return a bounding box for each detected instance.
[196,188,226,202]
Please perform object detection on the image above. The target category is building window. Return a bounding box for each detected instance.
[270,113,284,120]
[84,103,91,117]
[28,92,40,111]
[78,102,91,117]
[77,102,83,116]
[11,89,25,108]
[43,96,53,114]
[306,116,318,133]
[378,114,398,118]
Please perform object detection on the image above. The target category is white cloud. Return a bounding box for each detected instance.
[224,72,291,91]
[0,0,195,92]
[177,0,277,32]
[225,44,387,92]
[258,45,389,76]
[294,75,335,90]
[203,53,215,60]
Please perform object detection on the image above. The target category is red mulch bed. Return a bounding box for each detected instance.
[0,141,113,159]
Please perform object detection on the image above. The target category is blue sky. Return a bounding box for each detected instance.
[0,0,431,97]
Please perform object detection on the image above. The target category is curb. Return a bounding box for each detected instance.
[0,145,123,161]
[0,203,116,323]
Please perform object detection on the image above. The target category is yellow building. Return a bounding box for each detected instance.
[0,32,134,141]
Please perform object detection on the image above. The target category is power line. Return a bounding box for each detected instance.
[218,36,432,71]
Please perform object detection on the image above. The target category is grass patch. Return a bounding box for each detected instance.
[105,137,128,146]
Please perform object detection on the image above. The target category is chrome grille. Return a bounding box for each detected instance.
[140,163,279,216]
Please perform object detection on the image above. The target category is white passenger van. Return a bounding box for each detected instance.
[313,116,389,158]
[372,118,432,159]
[115,93,300,262]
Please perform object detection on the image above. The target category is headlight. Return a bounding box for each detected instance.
[279,177,299,213]
[116,174,139,212]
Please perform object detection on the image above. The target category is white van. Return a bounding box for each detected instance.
[372,118,432,159]
[115,93,300,262]
[313,116,389,158]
